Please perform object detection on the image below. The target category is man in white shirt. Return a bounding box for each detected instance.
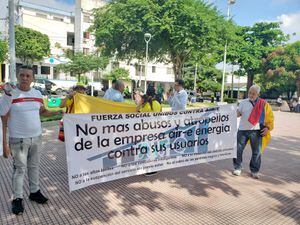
[167,79,188,111]
[2,66,63,215]
[233,84,273,179]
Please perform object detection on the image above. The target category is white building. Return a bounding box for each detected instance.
[1,0,175,92]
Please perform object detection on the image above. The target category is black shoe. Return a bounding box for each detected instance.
[144,172,158,177]
[29,190,48,204]
[12,198,24,215]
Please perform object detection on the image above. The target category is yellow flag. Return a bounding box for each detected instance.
[71,93,137,114]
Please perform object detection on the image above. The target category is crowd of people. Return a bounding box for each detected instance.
[1,66,274,216]
[276,95,300,112]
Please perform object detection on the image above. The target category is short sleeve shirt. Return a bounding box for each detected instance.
[8,88,44,138]
[103,88,124,102]
[238,98,260,130]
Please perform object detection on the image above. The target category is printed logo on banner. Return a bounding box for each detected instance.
[87,112,213,169]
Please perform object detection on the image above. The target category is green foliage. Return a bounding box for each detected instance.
[79,75,90,85]
[227,22,288,90]
[257,41,300,98]
[224,97,237,103]
[15,26,50,65]
[57,52,109,81]
[92,0,234,78]
[104,68,130,81]
[183,53,222,92]
[0,38,8,63]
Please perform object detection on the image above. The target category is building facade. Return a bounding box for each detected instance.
[1,0,175,92]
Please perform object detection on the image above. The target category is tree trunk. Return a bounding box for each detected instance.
[171,54,184,80]
[77,74,81,82]
[247,72,254,92]
[173,64,183,80]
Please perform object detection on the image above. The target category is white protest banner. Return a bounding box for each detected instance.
[0,119,3,156]
[64,104,237,191]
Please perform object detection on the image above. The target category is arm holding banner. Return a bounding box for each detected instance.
[40,106,64,117]
[60,94,73,108]
[237,103,243,117]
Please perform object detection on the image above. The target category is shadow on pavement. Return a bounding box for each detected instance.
[1,123,299,224]
[263,190,300,224]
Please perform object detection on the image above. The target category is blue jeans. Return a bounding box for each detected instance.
[9,136,42,199]
[233,130,262,173]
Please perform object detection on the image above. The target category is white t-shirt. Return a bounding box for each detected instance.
[0,94,12,156]
[8,88,44,138]
[168,89,188,111]
[238,98,260,130]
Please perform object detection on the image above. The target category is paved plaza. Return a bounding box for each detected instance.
[0,111,299,225]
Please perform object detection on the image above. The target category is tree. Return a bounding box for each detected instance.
[257,41,300,98]
[57,52,109,81]
[227,22,288,90]
[92,0,234,79]
[183,52,222,92]
[0,38,8,64]
[104,68,130,81]
[15,26,50,65]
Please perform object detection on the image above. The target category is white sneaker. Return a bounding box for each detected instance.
[232,169,241,176]
[251,172,260,179]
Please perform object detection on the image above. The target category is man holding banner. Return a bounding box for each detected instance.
[233,84,274,179]
[2,66,63,215]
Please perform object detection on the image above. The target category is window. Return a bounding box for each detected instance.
[53,67,59,79]
[36,13,47,19]
[33,65,38,75]
[152,66,156,73]
[83,32,90,39]
[53,16,64,22]
[135,64,145,76]
[70,17,75,24]
[83,48,89,54]
[41,66,50,75]
[83,15,91,23]
[67,32,75,46]
[167,67,173,75]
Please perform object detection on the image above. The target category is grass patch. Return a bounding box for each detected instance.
[187,102,216,108]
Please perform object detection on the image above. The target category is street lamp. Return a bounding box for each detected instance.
[220,0,236,102]
[144,33,152,93]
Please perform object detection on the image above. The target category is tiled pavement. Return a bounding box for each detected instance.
[0,111,299,225]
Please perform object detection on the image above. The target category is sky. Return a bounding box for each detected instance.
[26,0,300,42]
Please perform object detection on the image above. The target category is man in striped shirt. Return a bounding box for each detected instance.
[2,66,63,215]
